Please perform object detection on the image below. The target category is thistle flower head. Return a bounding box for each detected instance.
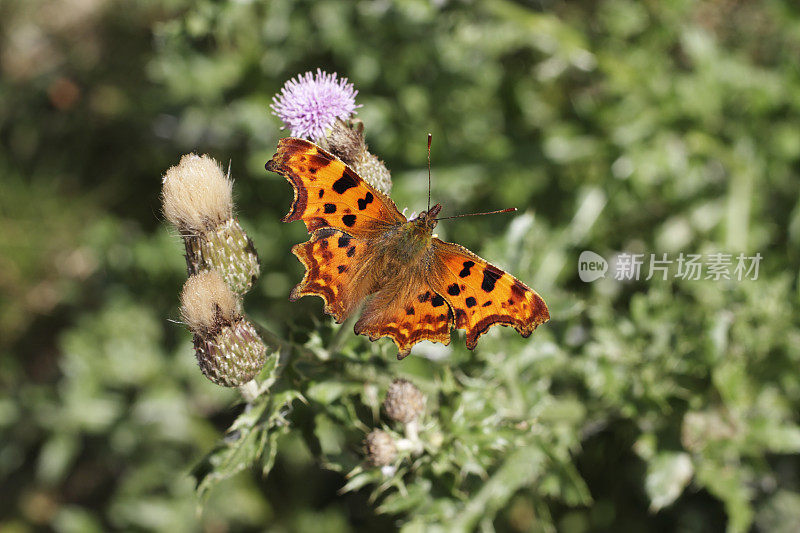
[271,69,360,140]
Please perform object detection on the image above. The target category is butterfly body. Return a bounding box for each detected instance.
[266,138,549,359]
[373,204,441,264]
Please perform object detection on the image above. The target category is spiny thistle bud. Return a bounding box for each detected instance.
[364,430,397,467]
[323,119,392,194]
[352,149,392,195]
[383,378,425,424]
[180,271,268,387]
[162,154,260,295]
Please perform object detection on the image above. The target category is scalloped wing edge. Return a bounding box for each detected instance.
[434,241,550,350]
[289,229,349,323]
[265,137,403,231]
[354,296,454,360]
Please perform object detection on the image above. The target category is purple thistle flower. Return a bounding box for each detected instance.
[271,69,360,140]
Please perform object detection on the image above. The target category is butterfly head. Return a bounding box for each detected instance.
[415,203,442,232]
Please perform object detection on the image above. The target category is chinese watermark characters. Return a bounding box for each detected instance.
[578,251,761,282]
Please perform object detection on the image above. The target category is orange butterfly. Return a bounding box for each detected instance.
[266,137,549,359]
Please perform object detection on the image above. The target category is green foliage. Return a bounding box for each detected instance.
[3,0,800,531]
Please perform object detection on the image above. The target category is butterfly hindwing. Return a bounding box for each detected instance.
[266,138,405,236]
[354,280,453,360]
[290,228,375,323]
[430,239,549,349]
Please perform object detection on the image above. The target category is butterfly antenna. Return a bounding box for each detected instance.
[427,133,432,212]
[435,207,518,221]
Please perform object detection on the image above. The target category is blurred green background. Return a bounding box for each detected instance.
[2,0,800,531]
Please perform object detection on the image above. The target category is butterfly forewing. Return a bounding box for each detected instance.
[429,239,549,349]
[266,138,405,236]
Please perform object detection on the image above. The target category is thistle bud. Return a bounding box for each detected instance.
[321,119,392,195]
[162,154,260,294]
[180,271,268,387]
[353,150,392,195]
[364,430,397,467]
[324,119,366,166]
[383,378,425,424]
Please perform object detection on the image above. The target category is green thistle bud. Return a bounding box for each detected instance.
[180,271,267,387]
[192,320,266,388]
[353,150,392,196]
[364,430,397,467]
[383,378,425,424]
[162,154,260,295]
[182,218,260,296]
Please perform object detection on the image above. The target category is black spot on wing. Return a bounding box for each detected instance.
[459,261,475,278]
[465,297,477,308]
[357,192,374,210]
[342,214,356,227]
[447,283,461,296]
[318,189,324,198]
[332,170,359,194]
[323,203,336,214]
[431,294,445,307]
[337,235,351,248]
[405,306,415,315]
[481,266,504,292]
[482,300,492,307]
[337,265,347,273]
[417,291,430,303]
[346,246,356,257]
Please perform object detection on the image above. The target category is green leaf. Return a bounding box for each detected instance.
[37,433,80,484]
[192,388,301,498]
[340,471,380,494]
[645,452,693,511]
[193,417,265,499]
[450,445,547,532]
[306,381,349,404]
[696,461,754,533]
[377,480,432,514]
[755,491,800,533]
